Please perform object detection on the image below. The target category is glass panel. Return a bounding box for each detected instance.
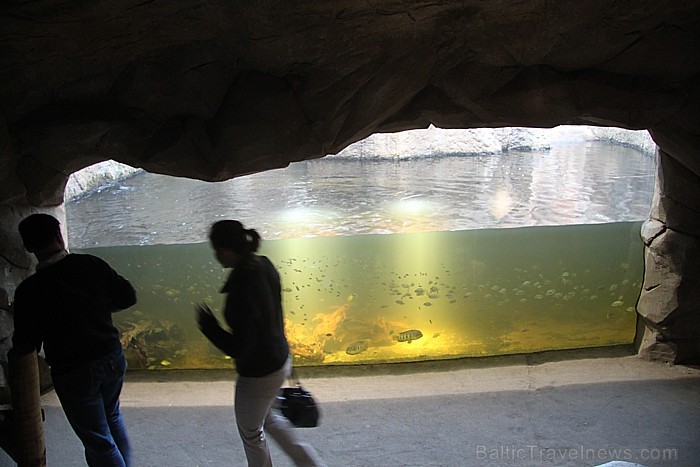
[74,221,642,369]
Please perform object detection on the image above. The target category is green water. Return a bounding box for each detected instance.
[76,222,643,369]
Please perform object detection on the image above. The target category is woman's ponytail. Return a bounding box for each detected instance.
[210,220,262,255]
[245,229,261,254]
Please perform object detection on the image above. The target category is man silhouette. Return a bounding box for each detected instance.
[12,213,136,466]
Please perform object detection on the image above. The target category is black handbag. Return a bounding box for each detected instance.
[277,371,320,428]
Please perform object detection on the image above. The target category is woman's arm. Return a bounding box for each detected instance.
[196,303,240,357]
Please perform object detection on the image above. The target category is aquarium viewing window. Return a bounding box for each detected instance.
[66,129,656,369]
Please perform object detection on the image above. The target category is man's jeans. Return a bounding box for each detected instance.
[52,348,131,467]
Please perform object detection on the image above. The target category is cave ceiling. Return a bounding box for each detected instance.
[1,0,699,205]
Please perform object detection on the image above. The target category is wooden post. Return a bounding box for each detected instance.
[8,349,46,467]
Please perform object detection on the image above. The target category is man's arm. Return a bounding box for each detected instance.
[92,255,137,310]
[109,271,136,310]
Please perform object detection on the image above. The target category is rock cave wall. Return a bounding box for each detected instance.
[1,1,699,364]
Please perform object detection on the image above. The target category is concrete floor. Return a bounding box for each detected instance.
[24,347,700,466]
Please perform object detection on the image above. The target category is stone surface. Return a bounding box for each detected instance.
[65,160,141,201]
[0,1,698,204]
[331,125,654,159]
[640,220,665,247]
[0,0,699,363]
[636,147,700,363]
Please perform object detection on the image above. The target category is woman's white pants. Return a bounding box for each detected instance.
[235,357,325,467]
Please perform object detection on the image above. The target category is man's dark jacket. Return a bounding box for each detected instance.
[13,253,136,375]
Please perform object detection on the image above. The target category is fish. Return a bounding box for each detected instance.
[392,329,423,344]
[346,340,368,355]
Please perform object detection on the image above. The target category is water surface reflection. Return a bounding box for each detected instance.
[66,142,654,247]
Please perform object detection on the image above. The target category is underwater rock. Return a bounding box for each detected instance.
[118,318,184,368]
[290,343,325,364]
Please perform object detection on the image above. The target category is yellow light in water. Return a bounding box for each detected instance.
[490,188,515,219]
[274,207,338,237]
[394,196,434,215]
[277,207,320,224]
[390,196,445,233]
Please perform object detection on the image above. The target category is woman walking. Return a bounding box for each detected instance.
[196,220,324,467]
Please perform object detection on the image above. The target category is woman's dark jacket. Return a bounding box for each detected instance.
[200,255,290,377]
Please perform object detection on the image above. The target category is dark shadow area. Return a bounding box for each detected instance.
[43,377,700,466]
